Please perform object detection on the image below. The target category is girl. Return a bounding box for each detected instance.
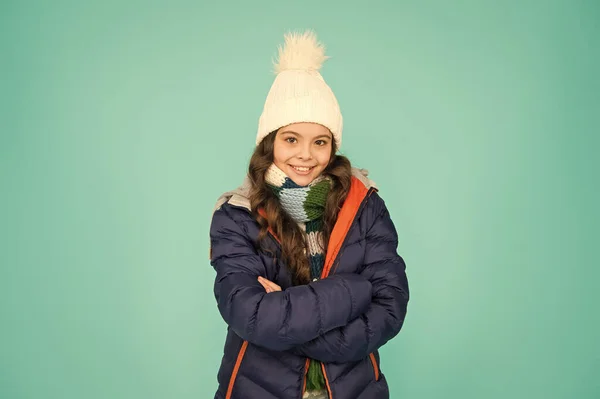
[209,30,409,399]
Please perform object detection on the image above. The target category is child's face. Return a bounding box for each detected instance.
[273,122,333,186]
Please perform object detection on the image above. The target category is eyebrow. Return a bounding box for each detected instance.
[279,130,332,140]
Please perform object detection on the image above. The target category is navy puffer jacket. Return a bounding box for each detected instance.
[209,169,409,399]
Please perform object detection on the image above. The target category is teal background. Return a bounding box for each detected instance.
[1,1,598,398]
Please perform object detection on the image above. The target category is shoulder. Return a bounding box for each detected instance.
[351,168,396,231]
[362,190,390,222]
[367,190,386,210]
[210,202,257,237]
[348,166,386,215]
[213,201,251,218]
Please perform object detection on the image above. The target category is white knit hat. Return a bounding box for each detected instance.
[256,30,343,148]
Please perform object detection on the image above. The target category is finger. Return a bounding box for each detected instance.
[265,280,281,291]
[258,277,273,288]
[271,283,282,291]
[257,277,269,290]
[258,276,281,292]
[260,283,271,292]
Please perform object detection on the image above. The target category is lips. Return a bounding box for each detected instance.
[289,165,315,175]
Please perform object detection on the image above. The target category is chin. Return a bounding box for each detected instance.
[290,177,312,186]
[286,166,321,186]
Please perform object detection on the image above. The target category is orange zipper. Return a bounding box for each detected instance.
[321,362,333,398]
[225,340,248,399]
[369,352,380,381]
[301,358,310,394]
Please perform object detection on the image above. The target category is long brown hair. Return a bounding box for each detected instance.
[248,130,352,285]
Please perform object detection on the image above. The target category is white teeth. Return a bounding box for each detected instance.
[292,166,311,172]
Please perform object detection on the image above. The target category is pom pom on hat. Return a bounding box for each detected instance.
[256,29,343,147]
[273,30,330,74]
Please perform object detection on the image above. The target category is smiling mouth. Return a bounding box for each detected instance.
[289,165,315,173]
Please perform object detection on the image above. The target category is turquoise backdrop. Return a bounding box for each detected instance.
[1,1,598,398]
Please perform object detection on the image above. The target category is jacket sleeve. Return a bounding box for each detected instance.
[210,205,373,352]
[292,194,409,363]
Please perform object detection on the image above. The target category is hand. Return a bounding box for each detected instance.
[258,276,282,293]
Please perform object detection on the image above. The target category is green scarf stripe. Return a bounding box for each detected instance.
[270,185,283,196]
[306,358,326,391]
[304,180,331,220]
[305,219,323,234]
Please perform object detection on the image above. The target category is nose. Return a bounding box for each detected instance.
[297,143,313,160]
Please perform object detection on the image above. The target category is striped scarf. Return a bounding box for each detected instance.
[264,163,331,393]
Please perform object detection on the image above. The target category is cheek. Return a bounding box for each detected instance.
[273,144,289,163]
[317,148,332,166]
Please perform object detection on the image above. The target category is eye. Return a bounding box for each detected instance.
[285,137,297,144]
[315,140,328,146]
